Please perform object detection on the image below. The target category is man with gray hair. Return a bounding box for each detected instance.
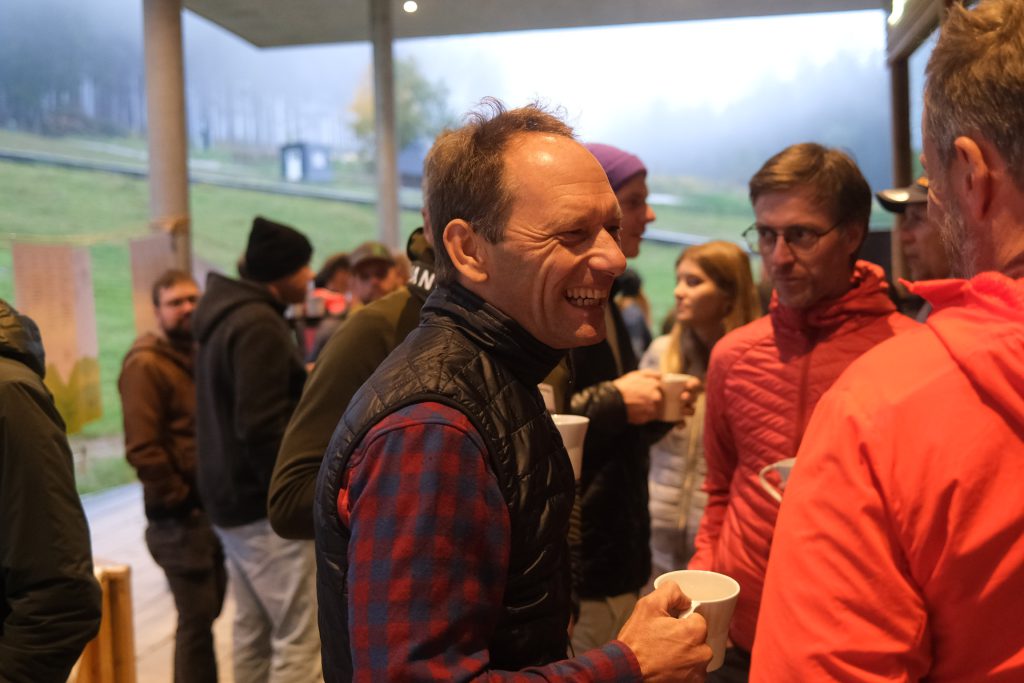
[754,1,1024,679]
[315,101,712,681]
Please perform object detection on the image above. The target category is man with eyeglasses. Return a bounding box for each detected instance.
[119,269,226,683]
[689,143,916,681]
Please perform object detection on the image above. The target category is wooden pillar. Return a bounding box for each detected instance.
[142,0,191,273]
[370,0,400,249]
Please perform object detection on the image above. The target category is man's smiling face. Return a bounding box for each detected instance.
[479,133,627,349]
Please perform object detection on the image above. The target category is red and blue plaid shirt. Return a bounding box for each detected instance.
[337,401,641,682]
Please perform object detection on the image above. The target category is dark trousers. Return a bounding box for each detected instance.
[146,511,227,683]
[707,646,751,683]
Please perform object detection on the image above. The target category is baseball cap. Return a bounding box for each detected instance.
[349,241,395,271]
[876,177,929,214]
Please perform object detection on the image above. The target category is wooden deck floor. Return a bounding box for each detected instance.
[82,483,235,682]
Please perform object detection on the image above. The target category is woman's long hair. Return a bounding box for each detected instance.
[660,240,761,375]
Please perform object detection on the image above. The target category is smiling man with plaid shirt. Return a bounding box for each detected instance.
[314,101,713,682]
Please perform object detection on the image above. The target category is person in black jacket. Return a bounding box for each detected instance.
[567,144,672,653]
[0,298,102,682]
[269,227,435,539]
[193,216,321,682]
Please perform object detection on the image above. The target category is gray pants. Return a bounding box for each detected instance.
[570,592,639,654]
[215,518,322,683]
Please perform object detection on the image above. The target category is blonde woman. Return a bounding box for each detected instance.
[640,240,761,577]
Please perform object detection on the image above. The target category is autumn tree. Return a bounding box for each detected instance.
[350,56,455,159]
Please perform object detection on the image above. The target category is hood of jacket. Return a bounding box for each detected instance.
[192,273,284,344]
[771,260,898,333]
[122,331,194,375]
[910,272,1024,428]
[0,299,46,378]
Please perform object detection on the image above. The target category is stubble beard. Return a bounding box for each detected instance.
[163,322,193,346]
[936,193,978,279]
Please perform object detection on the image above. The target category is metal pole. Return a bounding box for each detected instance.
[370,0,400,249]
[142,0,191,273]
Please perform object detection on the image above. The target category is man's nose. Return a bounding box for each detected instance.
[899,223,916,246]
[592,229,627,277]
[768,235,795,266]
[646,204,656,224]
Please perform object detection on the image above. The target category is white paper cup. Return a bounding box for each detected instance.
[659,373,696,422]
[551,414,588,480]
[758,457,796,503]
[653,569,741,672]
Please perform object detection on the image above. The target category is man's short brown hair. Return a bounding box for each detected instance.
[925,0,1024,188]
[150,269,195,307]
[749,142,872,236]
[423,98,575,282]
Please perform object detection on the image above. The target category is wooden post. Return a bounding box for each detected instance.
[73,565,137,683]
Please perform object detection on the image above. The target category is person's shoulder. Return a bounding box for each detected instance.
[878,308,921,334]
[348,288,414,331]
[0,357,56,423]
[0,356,43,394]
[647,333,671,360]
[710,316,773,368]
[122,332,165,362]
[829,324,950,404]
[362,401,487,452]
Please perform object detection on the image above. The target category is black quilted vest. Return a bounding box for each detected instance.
[315,283,575,679]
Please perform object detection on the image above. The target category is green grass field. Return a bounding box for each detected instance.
[0,131,756,492]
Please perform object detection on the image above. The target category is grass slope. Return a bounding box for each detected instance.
[0,159,421,439]
[0,155,751,443]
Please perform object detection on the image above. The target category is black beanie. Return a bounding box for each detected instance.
[244,216,313,283]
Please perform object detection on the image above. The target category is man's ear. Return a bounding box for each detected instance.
[842,220,867,261]
[952,135,994,224]
[443,219,489,284]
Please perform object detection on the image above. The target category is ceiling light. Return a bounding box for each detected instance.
[403,1,418,13]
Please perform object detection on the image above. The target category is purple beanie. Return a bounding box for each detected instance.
[584,143,647,192]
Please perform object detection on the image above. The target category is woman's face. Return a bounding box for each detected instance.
[674,257,730,327]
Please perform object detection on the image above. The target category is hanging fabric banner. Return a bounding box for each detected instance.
[12,242,102,433]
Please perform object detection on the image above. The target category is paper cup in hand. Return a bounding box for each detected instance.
[551,414,588,480]
[659,373,696,422]
[758,457,796,503]
[654,569,740,672]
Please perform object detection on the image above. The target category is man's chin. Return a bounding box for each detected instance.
[571,323,606,348]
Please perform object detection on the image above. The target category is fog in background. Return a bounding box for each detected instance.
[1,0,899,190]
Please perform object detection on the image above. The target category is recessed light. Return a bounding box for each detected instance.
[403,1,418,13]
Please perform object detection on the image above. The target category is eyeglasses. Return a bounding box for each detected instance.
[742,221,842,253]
[160,295,199,308]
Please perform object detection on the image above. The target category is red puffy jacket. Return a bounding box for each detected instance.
[689,261,917,652]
